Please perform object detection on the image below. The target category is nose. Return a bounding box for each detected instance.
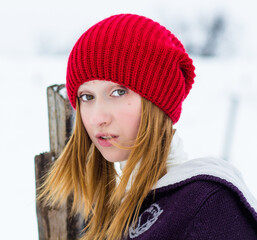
[90,102,112,127]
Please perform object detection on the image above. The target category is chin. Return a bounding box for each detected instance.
[100,149,130,163]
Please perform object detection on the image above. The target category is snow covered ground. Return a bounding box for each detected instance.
[1,0,257,239]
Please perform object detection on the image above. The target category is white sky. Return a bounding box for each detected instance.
[0,0,257,56]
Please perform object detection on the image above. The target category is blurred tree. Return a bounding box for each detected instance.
[201,14,226,57]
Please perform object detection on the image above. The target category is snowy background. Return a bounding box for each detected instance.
[0,0,257,239]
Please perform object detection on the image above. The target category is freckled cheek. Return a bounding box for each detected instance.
[117,107,141,136]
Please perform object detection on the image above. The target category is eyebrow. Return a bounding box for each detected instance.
[117,85,128,89]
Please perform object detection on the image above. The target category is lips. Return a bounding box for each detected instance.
[96,133,118,139]
[95,133,118,147]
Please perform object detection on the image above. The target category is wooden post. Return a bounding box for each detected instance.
[47,84,75,157]
[35,84,84,240]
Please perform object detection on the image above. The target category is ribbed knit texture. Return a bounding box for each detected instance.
[66,13,196,123]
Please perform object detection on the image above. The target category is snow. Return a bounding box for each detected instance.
[0,0,257,239]
[0,56,66,239]
[59,87,68,99]
[177,57,257,197]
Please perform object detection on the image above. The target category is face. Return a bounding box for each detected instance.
[77,80,141,162]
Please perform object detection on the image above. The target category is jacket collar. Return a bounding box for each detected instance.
[155,132,257,213]
[119,130,257,213]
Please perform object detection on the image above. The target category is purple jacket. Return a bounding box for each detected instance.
[121,132,257,239]
[124,175,257,240]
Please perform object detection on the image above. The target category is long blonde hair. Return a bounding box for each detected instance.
[37,97,174,240]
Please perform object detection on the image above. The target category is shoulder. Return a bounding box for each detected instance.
[152,177,232,217]
[126,178,257,239]
[154,175,257,223]
[152,177,257,240]
[182,179,257,239]
[156,157,257,214]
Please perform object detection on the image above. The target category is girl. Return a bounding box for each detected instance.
[39,14,257,239]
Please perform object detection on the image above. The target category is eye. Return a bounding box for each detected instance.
[79,94,94,102]
[111,89,127,97]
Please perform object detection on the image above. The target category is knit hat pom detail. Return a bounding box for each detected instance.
[66,13,196,124]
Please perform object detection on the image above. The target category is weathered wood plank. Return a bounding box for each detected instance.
[35,152,68,240]
[47,84,75,157]
[35,85,83,240]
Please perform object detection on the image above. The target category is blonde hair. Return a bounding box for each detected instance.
[37,97,174,240]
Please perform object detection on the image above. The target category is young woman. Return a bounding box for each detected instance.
[39,13,257,239]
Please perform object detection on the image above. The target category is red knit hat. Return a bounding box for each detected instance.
[66,13,195,124]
